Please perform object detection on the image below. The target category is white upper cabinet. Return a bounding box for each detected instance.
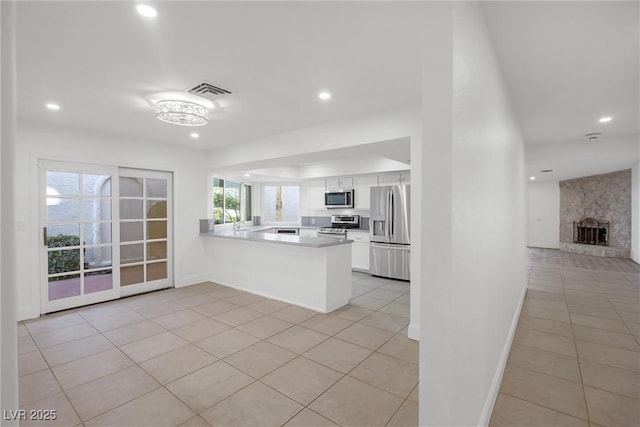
[354,175,378,210]
[308,179,326,209]
[304,171,410,211]
[378,171,410,186]
[325,177,354,190]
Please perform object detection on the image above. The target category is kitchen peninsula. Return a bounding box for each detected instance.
[200,224,353,313]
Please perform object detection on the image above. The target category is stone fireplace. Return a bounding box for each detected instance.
[560,169,631,258]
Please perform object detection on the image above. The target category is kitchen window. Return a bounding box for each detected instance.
[262,185,300,223]
[213,178,252,224]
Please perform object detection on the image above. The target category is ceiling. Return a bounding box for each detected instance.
[16,1,423,149]
[15,2,639,182]
[483,1,639,182]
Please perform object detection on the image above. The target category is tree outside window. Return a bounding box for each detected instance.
[213,178,251,224]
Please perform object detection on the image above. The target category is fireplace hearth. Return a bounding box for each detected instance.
[573,218,609,246]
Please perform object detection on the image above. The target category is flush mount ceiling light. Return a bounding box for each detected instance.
[599,116,612,123]
[529,176,536,180]
[155,100,209,126]
[46,103,60,111]
[318,92,331,101]
[190,132,200,139]
[136,4,157,18]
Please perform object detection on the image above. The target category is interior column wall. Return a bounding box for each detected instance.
[632,161,640,263]
[1,0,19,422]
[419,2,527,425]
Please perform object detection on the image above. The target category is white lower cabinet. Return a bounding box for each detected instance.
[299,228,318,237]
[348,230,370,271]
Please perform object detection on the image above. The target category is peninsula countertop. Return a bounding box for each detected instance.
[200,230,353,248]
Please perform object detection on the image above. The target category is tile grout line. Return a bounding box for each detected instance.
[497,390,590,423]
[564,279,592,426]
[598,278,640,342]
[20,322,86,425]
[19,277,414,426]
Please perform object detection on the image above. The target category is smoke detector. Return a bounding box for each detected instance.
[585,132,601,141]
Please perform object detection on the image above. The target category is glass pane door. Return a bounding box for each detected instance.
[119,169,173,296]
[41,162,119,313]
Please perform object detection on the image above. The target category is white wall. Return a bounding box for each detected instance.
[632,161,640,263]
[419,3,527,426]
[208,107,421,169]
[14,124,210,321]
[527,181,560,248]
[1,0,19,421]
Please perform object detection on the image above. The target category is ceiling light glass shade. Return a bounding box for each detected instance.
[155,100,209,126]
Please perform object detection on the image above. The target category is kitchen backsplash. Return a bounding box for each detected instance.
[301,216,332,227]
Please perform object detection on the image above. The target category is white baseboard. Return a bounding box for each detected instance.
[175,273,210,288]
[477,283,527,426]
[528,242,559,249]
[17,307,40,322]
[407,323,420,341]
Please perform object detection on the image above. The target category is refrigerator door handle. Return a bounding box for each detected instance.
[386,191,392,240]
[390,192,394,236]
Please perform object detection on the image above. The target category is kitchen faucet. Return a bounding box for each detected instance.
[234,220,244,231]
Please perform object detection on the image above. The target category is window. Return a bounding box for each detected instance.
[263,185,300,223]
[213,178,252,224]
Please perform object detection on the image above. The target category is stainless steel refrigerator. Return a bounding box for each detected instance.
[369,185,410,281]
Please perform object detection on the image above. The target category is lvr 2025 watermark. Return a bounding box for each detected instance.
[3,409,57,421]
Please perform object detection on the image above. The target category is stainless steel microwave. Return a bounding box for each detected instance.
[324,189,354,209]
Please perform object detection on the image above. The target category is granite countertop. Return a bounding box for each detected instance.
[200,230,353,248]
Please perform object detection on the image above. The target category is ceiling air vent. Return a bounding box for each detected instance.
[541,169,553,173]
[585,132,601,141]
[188,82,232,98]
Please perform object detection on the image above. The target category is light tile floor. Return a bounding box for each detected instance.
[18,248,640,426]
[17,272,417,427]
[491,249,640,427]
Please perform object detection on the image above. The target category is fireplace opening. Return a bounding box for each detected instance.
[573,218,609,246]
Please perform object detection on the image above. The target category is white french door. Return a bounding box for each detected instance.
[118,168,173,297]
[40,161,174,313]
[40,161,120,313]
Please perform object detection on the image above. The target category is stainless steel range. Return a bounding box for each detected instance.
[317,215,360,238]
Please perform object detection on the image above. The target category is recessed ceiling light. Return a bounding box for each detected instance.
[599,116,612,123]
[318,92,331,101]
[46,103,60,111]
[190,133,199,139]
[244,173,251,177]
[136,4,157,18]
[529,176,536,180]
